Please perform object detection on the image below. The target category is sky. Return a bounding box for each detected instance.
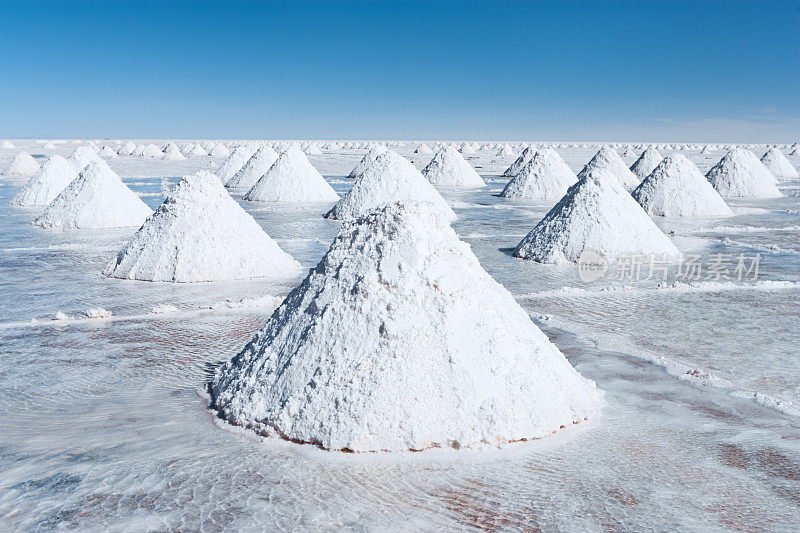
[0,0,798,142]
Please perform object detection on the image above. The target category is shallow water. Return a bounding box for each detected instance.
[1,142,798,530]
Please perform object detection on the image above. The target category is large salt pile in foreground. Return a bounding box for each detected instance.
[629,146,663,179]
[500,148,576,199]
[502,146,535,177]
[705,148,782,198]
[514,168,680,263]
[326,150,454,220]
[347,144,388,179]
[422,145,485,188]
[4,151,40,177]
[632,155,733,217]
[106,171,300,282]
[9,155,78,207]
[210,202,601,452]
[244,146,338,202]
[216,144,258,184]
[761,147,798,179]
[225,145,278,189]
[33,161,152,229]
[578,146,640,187]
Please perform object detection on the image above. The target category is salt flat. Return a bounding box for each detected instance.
[0,141,798,530]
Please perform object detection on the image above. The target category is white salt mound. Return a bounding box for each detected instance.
[502,146,535,177]
[500,148,577,200]
[1,141,16,149]
[33,161,152,229]
[216,144,258,184]
[422,145,485,188]
[496,143,515,157]
[106,170,300,282]
[68,146,101,170]
[761,148,798,179]
[244,147,338,202]
[186,143,208,157]
[632,154,733,217]
[629,146,663,179]
[142,144,164,158]
[225,145,278,189]
[208,143,231,158]
[162,142,186,161]
[10,155,78,207]
[43,141,57,150]
[210,202,601,452]
[578,146,640,188]
[514,168,681,263]
[98,146,119,159]
[4,151,40,177]
[414,143,434,154]
[346,144,388,179]
[705,148,782,198]
[117,141,136,155]
[326,150,455,220]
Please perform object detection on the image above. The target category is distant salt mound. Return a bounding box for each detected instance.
[705,148,782,198]
[4,151,40,177]
[226,145,279,189]
[500,148,577,200]
[142,144,164,158]
[761,148,798,179]
[629,146,663,179]
[208,143,231,158]
[632,155,733,217]
[326,150,455,220]
[578,146,640,187]
[43,141,57,150]
[106,171,300,282]
[304,143,322,155]
[209,202,601,452]
[460,143,476,155]
[502,146,535,177]
[244,146,338,202]
[514,168,680,263]
[1,141,16,149]
[422,145,485,188]
[68,146,102,170]
[346,144,388,179]
[98,146,119,159]
[414,143,434,154]
[163,142,186,161]
[185,143,207,157]
[33,161,152,229]
[496,143,515,157]
[10,155,78,207]
[117,141,136,155]
[216,144,258,184]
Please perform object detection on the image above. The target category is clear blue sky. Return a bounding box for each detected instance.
[1,0,798,142]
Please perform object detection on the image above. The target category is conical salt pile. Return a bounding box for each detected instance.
[163,142,187,161]
[106,171,300,282]
[117,141,136,155]
[4,151,40,177]
[414,143,434,154]
[33,161,152,229]
[68,146,102,170]
[705,148,782,198]
[460,143,476,155]
[226,145,279,189]
[422,145,485,188]
[761,148,798,179]
[98,146,119,159]
[185,143,207,157]
[514,168,680,263]
[209,202,601,452]
[216,144,258,184]
[629,146,663,179]
[304,143,322,155]
[502,146,535,177]
[347,144,388,179]
[578,146,640,187]
[243,146,338,202]
[632,154,733,217]
[10,155,78,207]
[1,141,16,149]
[142,144,164,158]
[326,150,455,220]
[500,148,577,199]
[496,143,515,157]
[208,142,231,158]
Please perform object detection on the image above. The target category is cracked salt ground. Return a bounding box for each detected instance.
[0,143,799,529]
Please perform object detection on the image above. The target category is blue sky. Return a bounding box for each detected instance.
[1,0,798,141]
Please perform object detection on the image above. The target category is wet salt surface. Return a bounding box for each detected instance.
[1,143,799,530]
